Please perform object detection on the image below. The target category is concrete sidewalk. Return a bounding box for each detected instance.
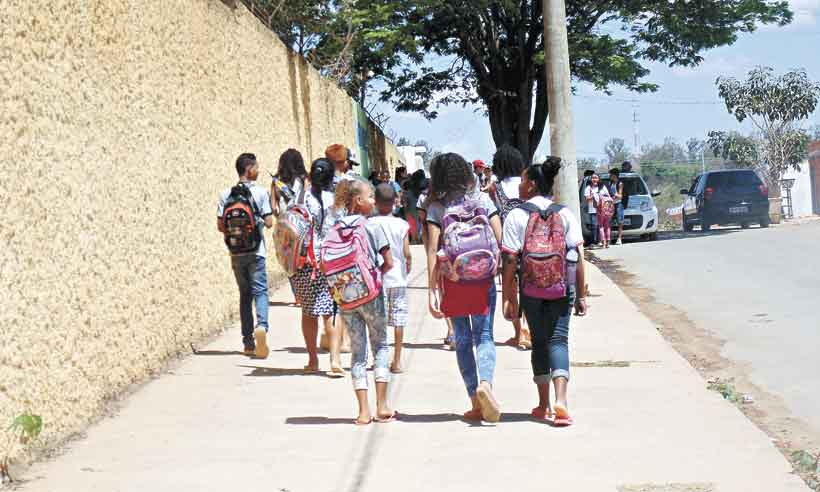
[22,246,807,491]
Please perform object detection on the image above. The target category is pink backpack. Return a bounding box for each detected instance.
[519,203,572,300]
[320,217,381,311]
[599,195,615,220]
[438,198,499,282]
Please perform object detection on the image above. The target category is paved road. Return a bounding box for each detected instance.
[594,220,820,433]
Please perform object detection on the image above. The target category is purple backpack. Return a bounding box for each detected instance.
[438,198,499,282]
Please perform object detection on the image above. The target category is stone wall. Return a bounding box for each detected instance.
[0,0,356,460]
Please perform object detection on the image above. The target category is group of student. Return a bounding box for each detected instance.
[217,143,587,427]
[582,166,629,248]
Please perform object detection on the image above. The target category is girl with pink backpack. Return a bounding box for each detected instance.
[501,158,588,427]
[320,180,396,425]
[425,153,504,423]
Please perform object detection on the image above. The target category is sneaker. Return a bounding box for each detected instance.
[476,382,501,423]
[616,238,622,245]
[254,327,269,359]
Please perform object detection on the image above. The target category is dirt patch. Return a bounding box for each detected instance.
[590,253,820,489]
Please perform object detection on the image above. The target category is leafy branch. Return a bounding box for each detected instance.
[1,413,43,485]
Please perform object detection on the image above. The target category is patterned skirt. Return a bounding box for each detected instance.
[292,264,335,317]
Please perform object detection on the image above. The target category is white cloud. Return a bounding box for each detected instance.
[669,55,754,80]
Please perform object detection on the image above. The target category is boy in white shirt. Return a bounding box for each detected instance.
[370,183,412,373]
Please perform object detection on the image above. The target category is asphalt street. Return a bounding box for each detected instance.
[594,220,820,434]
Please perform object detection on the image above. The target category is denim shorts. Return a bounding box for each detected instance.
[613,203,625,225]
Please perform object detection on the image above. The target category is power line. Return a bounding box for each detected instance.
[575,94,722,106]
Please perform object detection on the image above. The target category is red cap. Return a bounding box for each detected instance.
[472,159,487,170]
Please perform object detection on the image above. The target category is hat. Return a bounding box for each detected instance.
[325,144,360,167]
[472,159,487,170]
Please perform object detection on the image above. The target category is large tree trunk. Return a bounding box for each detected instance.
[486,71,549,164]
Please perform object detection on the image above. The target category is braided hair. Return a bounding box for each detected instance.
[523,156,562,197]
[429,153,474,203]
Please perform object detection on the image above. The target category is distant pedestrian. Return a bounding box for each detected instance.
[322,180,396,425]
[608,168,625,245]
[370,184,412,373]
[501,156,587,427]
[217,153,274,359]
[425,153,503,423]
[584,173,610,248]
[490,144,532,350]
[325,144,359,189]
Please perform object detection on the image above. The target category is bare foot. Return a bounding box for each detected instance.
[304,359,320,373]
[390,361,403,374]
[355,413,373,426]
[375,408,397,423]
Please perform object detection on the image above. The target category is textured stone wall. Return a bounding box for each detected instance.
[0,0,356,459]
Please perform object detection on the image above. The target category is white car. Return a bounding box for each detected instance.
[579,172,660,243]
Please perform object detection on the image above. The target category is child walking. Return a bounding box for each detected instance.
[501,157,588,427]
[322,180,396,425]
[425,153,504,423]
[369,183,412,373]
[294,158,343,376]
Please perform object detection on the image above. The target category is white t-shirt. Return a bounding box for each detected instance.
[368,215,410,288]
[498,177,521,201]
[502,196,583,262]
[583,185,610,214]
[217,182,273,257]
[305,187,336,249]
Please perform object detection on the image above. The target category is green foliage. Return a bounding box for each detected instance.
[8,413,43,444]
[350,0,792,160]
[604,138,630,164]
[711,67,819,192]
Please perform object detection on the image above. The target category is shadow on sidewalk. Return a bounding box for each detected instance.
[286,417,355,425]
[192,349,248,356]
[269,301,301,308]
[402,342,449,351]
[239,365,332,378]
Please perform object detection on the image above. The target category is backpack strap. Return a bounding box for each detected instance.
[295,177,307,205]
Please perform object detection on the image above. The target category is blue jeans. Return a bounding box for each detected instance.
[590,213,599,244]
[451,283,497,396]
[231,254,269,348]
[520,287,573,384]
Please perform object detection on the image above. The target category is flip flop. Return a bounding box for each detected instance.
[303,364,320,374]
[503,337,518,347]
[517,339,532,350]
[354,417,373,426]
[374,410,399,423]
[531,407,554,422]
[326,367,345,378]
[553,403,573,427]
[462,409,482,422]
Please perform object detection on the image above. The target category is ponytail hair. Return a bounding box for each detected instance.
[524,156,562,196]
[310,158,335,231]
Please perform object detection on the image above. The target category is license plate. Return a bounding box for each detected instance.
[729,206,749,214]
[622,218,632,226]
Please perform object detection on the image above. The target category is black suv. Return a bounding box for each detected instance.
[680,169,770,232]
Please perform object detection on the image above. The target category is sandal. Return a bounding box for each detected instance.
[303,364,320,374]
[552,403,573,427]
[503,337,518,347]
[375,410,399,423]
[517,339,532,350]
[531,407,553,421]
[390,362,403,374]
[355,417,373,426]
[462,409,482,422]
[327,366,345,378]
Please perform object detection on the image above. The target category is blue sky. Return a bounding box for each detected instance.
[374,0,820,163]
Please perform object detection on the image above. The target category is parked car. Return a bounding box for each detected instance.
[680,169,769,232]
[579,172,660,244]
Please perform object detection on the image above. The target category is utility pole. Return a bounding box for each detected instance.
[543,0,581,222]
[633,100,641,159]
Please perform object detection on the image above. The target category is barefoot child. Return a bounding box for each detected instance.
[501,158,588,427]
[321,180,396,425]
[370,183,412,373]
[425,153,503,423]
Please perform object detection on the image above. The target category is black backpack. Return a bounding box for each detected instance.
[496,182,523,222]
[222,183,261,254]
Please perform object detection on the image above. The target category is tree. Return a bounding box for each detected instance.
[352,0,792,162]
[604,138,630,164]
[641,137,686,164]
[686,138,705,163]
[577,157,600,174]
[709,67,820,197]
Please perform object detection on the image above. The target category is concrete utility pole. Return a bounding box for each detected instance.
[543,0,581,222]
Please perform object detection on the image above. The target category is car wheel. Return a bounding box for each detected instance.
[648,232,658,241]
[760,216,770,228]
[702,219,712,232]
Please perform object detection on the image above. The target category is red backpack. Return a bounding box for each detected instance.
[518,203,572,300]
[221,183,261,255]
[274,180,315,277]
[599,195,615,220]
[320,217,381,311]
